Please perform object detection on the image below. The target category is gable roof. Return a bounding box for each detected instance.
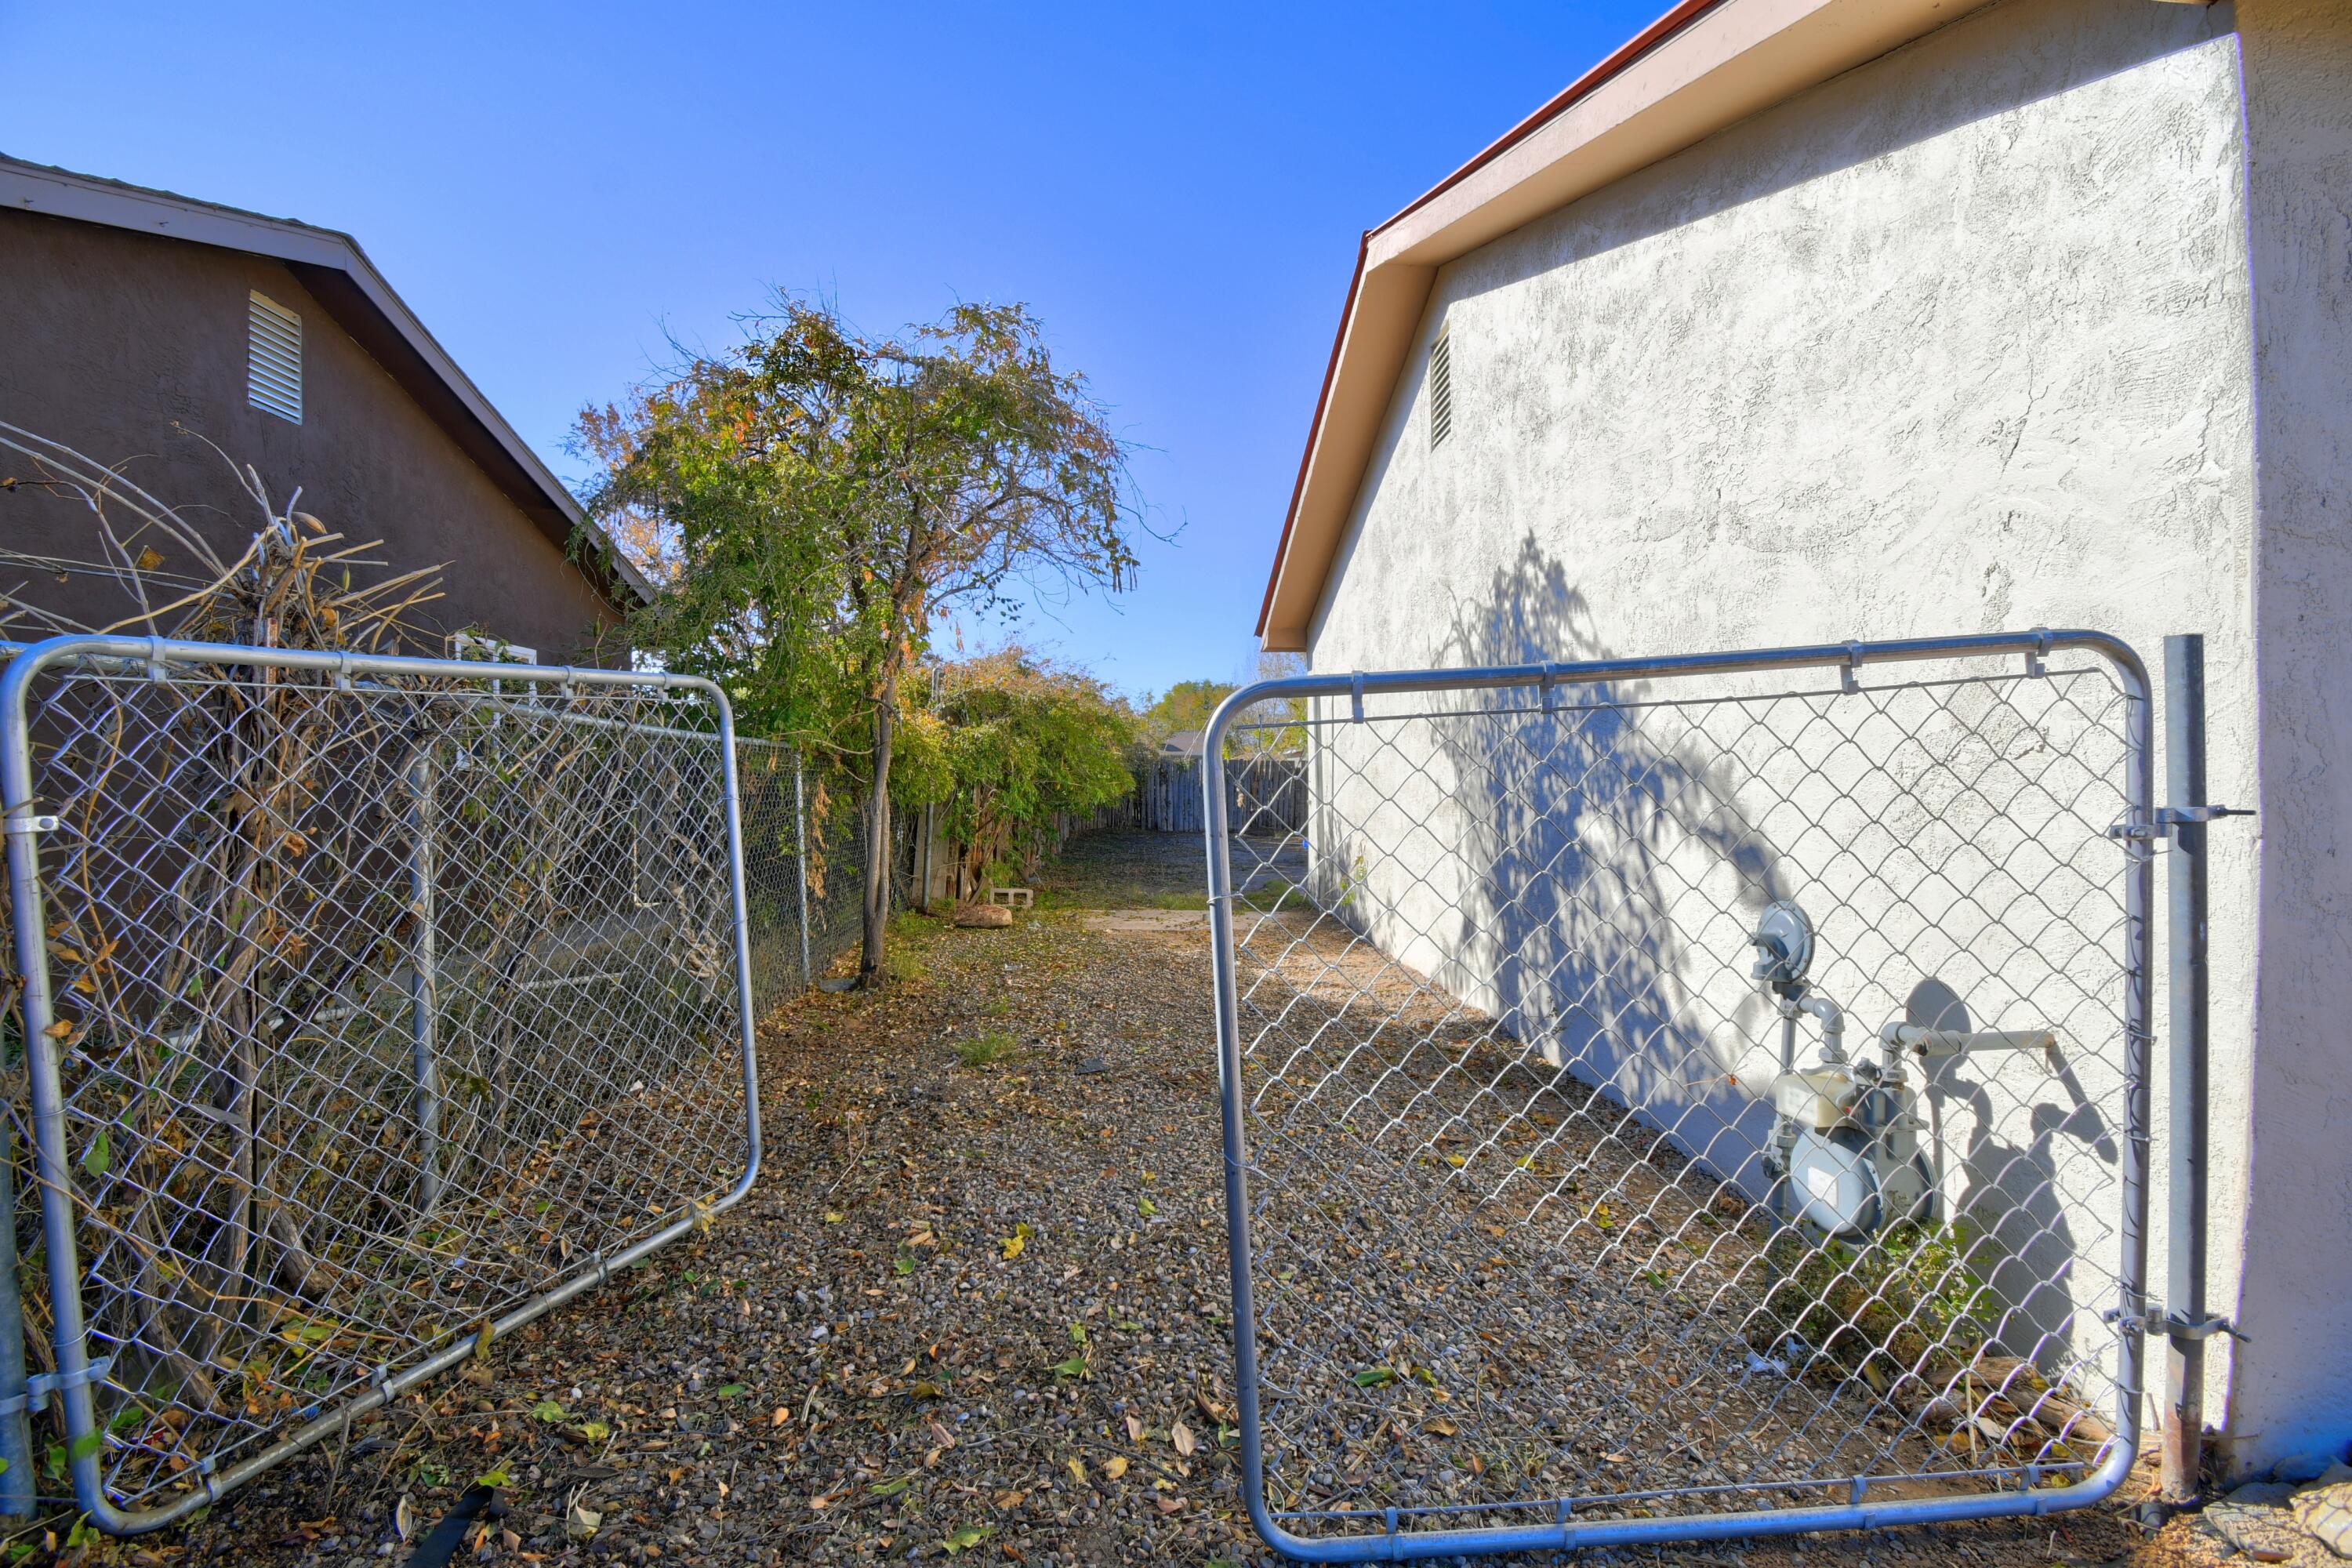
[1254,0,1971,652]
[0,154,654,608]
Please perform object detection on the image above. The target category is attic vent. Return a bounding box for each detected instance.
[247,291,303,424]
[1428,330,1454,449]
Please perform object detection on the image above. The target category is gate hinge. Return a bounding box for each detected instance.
[2102,1305,2247,1343]
[2107,805,2255,842]
[2,815,60,836]
[0,1356,114,1416]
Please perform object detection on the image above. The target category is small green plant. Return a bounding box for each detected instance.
[956,1029,1015,1069]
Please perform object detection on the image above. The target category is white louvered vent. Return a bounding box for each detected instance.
[247,291,303,423]
[1428,329,1454,449]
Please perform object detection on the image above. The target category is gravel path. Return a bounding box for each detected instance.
[80,833,2206,1568]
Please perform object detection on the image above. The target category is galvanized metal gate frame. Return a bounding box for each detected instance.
[1200,629,2157,1563]
[0,634,764,1534]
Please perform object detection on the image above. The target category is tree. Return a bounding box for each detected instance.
[1139,679,1234,747]
[578,299,1140,985]
[892,649,1138,888]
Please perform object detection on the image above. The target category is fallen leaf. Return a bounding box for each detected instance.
[1066,1457,1087,1486]
[394,1495,416,1542]
[1000,1229,1028,1261]
[1425,1417,1458,1436]
[869,1475,910,1498]
[1124,1414,1145,1443]
[1171,1421,1196,1457]
[1050,1356,1087,1379]
[565,1503,601,1543]
[771,1406,791,1427]
[992,1490,1025,1510]
[939,1523,991,1556]
[714,1383,746,1399]
[823,1211,844,1225]
[1153,1494,1184,1514]
[1102,1456,1129,1480]
[1352,1368,1396,1388]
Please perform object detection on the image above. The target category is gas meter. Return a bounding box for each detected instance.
[1749,899,2057,1239]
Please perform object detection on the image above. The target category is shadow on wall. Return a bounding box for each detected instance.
[1313,534,2125,1370]
[1407,535,1791,1202]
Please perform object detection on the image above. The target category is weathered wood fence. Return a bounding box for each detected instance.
[1092,756,1306,835]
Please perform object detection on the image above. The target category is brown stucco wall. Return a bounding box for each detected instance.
[0,207,622,662]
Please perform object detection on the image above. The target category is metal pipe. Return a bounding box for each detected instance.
[1196,629,2156,1562]
[0,1119,35,1518]
[793,755,813,989]
[2161,633,2210,1502]
[408,746,442,1214]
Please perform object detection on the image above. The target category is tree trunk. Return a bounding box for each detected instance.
[858,672,898,988]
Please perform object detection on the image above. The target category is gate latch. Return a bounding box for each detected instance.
[2,815,60,836]
[2107,805,2254,843]
[0,1355,114,1417]
[2102,1304,2247,1343]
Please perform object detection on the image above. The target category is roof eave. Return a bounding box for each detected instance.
[0,154,653,611]
[1258,0,1975,653]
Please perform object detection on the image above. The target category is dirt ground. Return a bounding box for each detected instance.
[27,834,2237,1567]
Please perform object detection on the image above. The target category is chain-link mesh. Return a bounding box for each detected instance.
[1205,635,2151,1558]
[0,638,759,1531]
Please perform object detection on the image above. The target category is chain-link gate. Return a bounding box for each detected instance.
[0,634,761,1534]
[1202,630,2152,1560]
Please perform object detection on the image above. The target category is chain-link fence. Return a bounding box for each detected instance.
[0,636,763,1533]
[1203,631,2153,1560]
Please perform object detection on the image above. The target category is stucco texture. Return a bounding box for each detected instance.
[1301,0,2327,1471]
[0,211,621,662]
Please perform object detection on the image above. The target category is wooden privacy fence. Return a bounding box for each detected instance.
[1105,754,1305,835]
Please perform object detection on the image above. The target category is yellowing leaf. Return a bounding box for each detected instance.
[1066,1457,1087,1486]
[939,1524,991,1555]
[1103,1456,1129,1480]
[999,1232,1026,1261]
[1444,1153,1466,1168]
[134,546,166,572]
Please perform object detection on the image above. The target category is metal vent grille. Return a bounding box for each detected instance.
[1428,330,1453,448]
[247,290,303,423]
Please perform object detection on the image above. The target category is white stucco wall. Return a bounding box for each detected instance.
[1301,0,2325,1468]
[2232,0,2352,1481]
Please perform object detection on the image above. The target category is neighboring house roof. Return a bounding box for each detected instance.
[0,154,654,608]
[1160,729,1208,757]
[1255,0,1973,652]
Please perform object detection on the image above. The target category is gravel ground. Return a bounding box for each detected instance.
[29,835,2224,1566]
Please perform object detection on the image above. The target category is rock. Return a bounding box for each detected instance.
[1076,1057,1109,1076]
[953,903,1014,929]
[2292,1479,2352,1557]
[2279,1449,2347,1484]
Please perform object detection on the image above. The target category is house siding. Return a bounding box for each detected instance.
[1302,0,2322,1469]
[0,209,620,662]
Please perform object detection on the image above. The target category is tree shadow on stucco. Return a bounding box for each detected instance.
[1227,535,2131,1533]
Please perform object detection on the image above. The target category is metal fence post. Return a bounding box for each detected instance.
[0,1119,34,1518]
[2161,633,2210,1502]
[793,753,813,990]
[408,746,443,1214]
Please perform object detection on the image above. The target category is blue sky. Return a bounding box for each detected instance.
[1,1,1661,700]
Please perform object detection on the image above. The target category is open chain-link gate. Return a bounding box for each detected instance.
[0,635,760,1533]
[1202,630,2153,1561]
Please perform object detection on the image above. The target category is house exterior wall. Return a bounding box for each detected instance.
[0,209,621,662]
[2233,0,2352,1481]
[1297,0,2341,1472]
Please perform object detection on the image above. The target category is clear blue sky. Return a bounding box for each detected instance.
[2,1,1661,700]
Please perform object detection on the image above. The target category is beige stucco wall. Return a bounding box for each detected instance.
[1300,0,2343,1473]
